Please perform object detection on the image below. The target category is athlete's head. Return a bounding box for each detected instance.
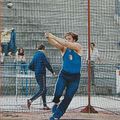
[64,32,78,42]
[38,44,45,50]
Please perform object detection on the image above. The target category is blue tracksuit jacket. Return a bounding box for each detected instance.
[29,50,53,75]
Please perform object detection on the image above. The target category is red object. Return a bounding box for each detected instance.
[81,0,98,113]
[81,105,98,113]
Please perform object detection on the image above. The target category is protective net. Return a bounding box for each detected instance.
[0,0,120,118]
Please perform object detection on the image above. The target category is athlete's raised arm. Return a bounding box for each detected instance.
[45,32,82,55]
[45,33,65,53]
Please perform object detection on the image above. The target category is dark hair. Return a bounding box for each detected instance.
[18,48,24,56]
[91,42,95,47]
[64,32,78,42]
[38,44,45,50]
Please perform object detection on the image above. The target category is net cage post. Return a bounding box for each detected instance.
[81,0,98,113]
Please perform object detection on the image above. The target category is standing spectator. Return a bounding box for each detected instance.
[8,28,17,56]
[27,44,55,110]
[86,42,101,86]
[14,48,27,74]
[45,32,82,120]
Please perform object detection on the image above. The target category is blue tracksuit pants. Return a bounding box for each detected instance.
[30,74,47,107]
[51,70,80,119]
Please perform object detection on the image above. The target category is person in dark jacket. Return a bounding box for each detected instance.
[27,44,55,110]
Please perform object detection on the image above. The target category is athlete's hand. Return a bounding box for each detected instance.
[45,32,54,39]
[45,32,49,38]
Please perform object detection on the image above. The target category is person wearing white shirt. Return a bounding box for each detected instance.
[86,42,100,86]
